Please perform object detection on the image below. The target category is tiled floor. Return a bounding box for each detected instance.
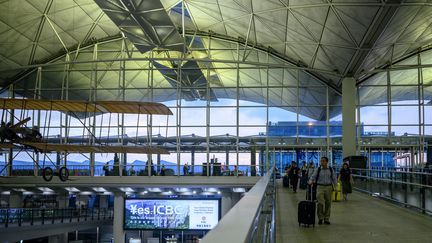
[276,181,432,243]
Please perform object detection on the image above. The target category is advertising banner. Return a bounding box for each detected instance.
[124,199,220,230]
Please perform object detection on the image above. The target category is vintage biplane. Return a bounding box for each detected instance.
[0,98,172,181]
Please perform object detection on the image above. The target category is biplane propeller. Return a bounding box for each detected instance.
[0,98,172,181]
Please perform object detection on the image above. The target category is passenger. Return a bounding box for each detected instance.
[288,161,300,193]
[160,164,166,176]
[113,153,119,176]
[338,162,353,201]
[128,165,136,176]
[308,156,337,225]
[300,161,308,189]
[306,161,317,201]
[103,162,110,176]
[183,163,189,176]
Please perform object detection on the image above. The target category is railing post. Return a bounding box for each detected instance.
[5,209,9,228]
[31,209,34,226]
[18,209,22,226]
[41,209,45,225]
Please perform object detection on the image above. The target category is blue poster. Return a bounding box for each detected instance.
[124,199,220,230]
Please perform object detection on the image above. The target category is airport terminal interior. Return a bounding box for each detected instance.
[1,0,432,242]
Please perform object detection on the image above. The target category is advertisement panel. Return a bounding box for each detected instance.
[124,199,220,230]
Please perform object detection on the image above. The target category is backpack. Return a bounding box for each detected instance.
[316,166,333,183]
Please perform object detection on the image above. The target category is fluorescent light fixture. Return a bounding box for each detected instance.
[119,187,135,193]
[192,190,197,194]
[1,191,10,195]
[148,188,162,193]
[174,188,190,193]
[12,188,27,192]
[79,191,94,195]
[206,188,218,193]
[232,188,246,193]
[201,192,214,195]
[65,187,80,192]
[92,187,107,192]
[37,187,53,192]
[217,191,221,194]
[140,191,148,195]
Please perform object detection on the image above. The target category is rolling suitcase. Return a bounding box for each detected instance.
[283,175,289,187]
[332,182,341,202]
[298,187,316,227]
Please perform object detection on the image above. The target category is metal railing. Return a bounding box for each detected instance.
[0,208,113,228]
[349,167,432,214]
[1,164,266,177]
[201,166,276,243]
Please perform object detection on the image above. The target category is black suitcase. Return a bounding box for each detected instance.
[306,184,317,201]
[298,188,316,227]
[283,176,289,187]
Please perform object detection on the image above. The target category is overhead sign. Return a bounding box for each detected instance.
[124,199,220,230]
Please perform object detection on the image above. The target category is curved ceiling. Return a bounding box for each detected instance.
[0,0,431,119]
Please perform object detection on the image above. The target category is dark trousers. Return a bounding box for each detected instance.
[290,176,299,192]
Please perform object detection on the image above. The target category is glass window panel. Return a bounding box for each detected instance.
[360,106,388,125]
[391,126,420,136]
[425,105,432,125]
[239,126,266,136]
[269,107,297,123]
[210,107,237,125]
[358,86,387,105]
[239,88,267,105]
[421,49,432,65]
[425,126,432,135]
[152,126,177,137]
[391,106,419,125]
[362,125,389,136]
[210,126,236,136]
[181,108,206,125]
[299,87,327,106]
[391,86,418,103]
[239,107,267,125]
[268,123,297,137]
[298,107,325,121]
[422,68,432,85]
[210,91,237,105]
[424,86,432,100]
[390,69,418,85]
[152,109,177,126]
[360,72,387,86]
[181,127,206,137]
[268,88,297,106]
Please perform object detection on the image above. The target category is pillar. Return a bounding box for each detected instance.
[225,149,229,166]
[58,192,69,209]
[9,191,22,208]
[342,77,357,158]
[99,195,109,209]
[157,153,161,174]
[191,149,195,174]
[114,192,125,243]
[250,143,256,176]
[221,192,233,217]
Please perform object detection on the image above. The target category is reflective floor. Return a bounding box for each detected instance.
[276,181,432,243]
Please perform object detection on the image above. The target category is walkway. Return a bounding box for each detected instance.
[276,181,432,243]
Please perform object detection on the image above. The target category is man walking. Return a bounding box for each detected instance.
[308,156,337,225]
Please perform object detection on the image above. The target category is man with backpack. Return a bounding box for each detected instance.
[308,156,337,225]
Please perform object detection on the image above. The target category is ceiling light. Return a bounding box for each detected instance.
[120,187,135,193]
[37,187,53,192]
[65,187,80,192]
[233,188,246,193]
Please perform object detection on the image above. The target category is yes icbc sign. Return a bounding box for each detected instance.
[124,199,220,230]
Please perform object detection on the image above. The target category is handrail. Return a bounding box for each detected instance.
[201,167,275,243]
[0,208,114,228]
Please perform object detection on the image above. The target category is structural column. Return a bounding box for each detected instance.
[57,192,69,208]
[114,192,125,243]
[9,191,22,208]
[250,142,256,176]
[342,77,357,158]
[191,149,195,174]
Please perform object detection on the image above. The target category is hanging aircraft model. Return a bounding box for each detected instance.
[0,98,172,182]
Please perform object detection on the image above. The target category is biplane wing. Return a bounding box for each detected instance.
[0,143,14,149]
[20,142,170,154]
[10,117,31,129]
[0,98,172,115]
